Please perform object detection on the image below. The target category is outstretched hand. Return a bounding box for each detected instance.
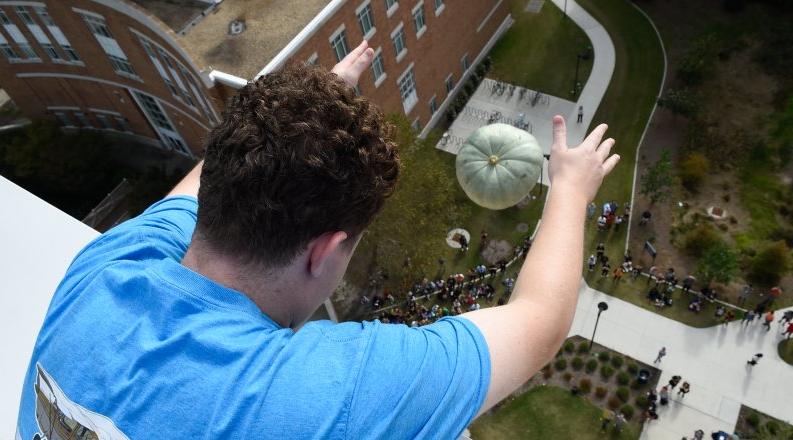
[547,115,619,203]
[331,40,375,87]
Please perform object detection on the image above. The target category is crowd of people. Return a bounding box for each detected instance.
[362,235,532,326]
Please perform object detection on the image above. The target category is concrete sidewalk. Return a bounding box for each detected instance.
[570,282,793,438]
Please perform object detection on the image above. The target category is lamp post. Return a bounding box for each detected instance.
[564,0,568,18]
[588,301,609,351]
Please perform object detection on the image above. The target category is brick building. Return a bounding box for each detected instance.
[0,0,512,155]
[0,0,219,157]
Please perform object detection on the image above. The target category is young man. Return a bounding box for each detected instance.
[16,42,619,439]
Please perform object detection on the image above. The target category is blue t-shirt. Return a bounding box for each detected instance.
[16,196,490,439]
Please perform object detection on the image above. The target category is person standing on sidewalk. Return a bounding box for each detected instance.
[783,322,793,339]
[677,382,690,398]
[722,309,735,326]
[762,310,775,331]
[747,353,763,366]
[587,254,597,272]
[577,105,584,123]
[654,347,667,364]
[596,242,605,263]
[659,386,670,406]
[742,310,756,326]
[668,375,682,389]
[738,284,752,306]
[779,310,793,325]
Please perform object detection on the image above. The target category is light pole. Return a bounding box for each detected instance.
[564,0,568,18]
[588,301,609,351]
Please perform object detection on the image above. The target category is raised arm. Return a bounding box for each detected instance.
[462,116,619,414]
[166,41,375,199]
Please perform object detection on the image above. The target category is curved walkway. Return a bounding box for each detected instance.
[571,282,793,437]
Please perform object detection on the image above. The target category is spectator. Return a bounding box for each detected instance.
[596,243,605,263]
[677,382,690,398]
[747,353,763,366]
[587,202,596,220]
[587,254,597,272]
[737,284,752,306]
[640,210,652,225]
[742,310,756,326]
[613,266,624,283]
[762,310,775,331]
[780,310,793,325]
[614,215,623,231]
[631,265,643,280]
[668,375,682,389]
[659,386,670,405]
[714,305,726,318]
[783,322,793,339]
[597,215,607,231]
[654,347,667,364]
[682,275,696,294]
[722,310,735,326]
[601,263,611,278]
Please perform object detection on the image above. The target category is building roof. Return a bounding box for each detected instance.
[129,0,209,34]
[179,0,331,80]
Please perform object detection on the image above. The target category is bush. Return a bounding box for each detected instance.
[748,241,791,285]
[630,379,642,390]
[607,395,621,409]
[571,357,584,371]
[611,355,624,369]
[635,395,649,409]
[554,358,567,371]
[579,378,592,394]
[600,365,615,379]
[542,367,553,379]
[585,359,598,373]
[679,153,710,191]
[746,412,760,427]
[681,223,724,257]
[627,363,639,375]
[598,352,611,362]
[564,341,575,353]
[616,372,631,386]
[764,420,780,435]
[620,404,635,420]
[562,372,572,382]
[577,341,590,354]
[658,88,700,117]
[616,386,630,403]
[595,386,608,399]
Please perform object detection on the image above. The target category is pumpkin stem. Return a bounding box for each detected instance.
[488,155,499,165]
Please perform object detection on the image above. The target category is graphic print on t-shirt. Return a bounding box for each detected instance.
[30,364,129,440]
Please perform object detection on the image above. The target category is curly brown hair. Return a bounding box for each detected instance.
[195,64,400,268]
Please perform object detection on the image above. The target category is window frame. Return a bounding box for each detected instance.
[329,25,349,63]
[412,2,427,39]
[370,47,386,88]
[356,1,376,40]
[390,23,407,63]
[396,63,418,115]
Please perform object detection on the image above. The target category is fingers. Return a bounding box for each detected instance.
[551,115,567,151]
[583,123,608,151]
[602,154,621,175]
[336,40,369,69]
[331,41,373,87]
[349,47,375,80]
[597,138,615,160]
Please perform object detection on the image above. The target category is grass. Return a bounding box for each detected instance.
[488,0,594,98]
[469,386,640,440]
[779,339,793,367]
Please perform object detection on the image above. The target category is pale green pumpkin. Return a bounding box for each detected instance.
[455,123,544,210]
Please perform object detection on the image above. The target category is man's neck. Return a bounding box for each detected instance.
[181,245,306,329]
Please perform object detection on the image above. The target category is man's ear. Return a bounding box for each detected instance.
[308,231,349,277]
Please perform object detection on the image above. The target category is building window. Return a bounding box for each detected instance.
[385,0,398,17]
[391,24,406,61]
[114,116,131,132]
[0,10,11,25]
[74,111,92,128]
[62,45,80,62]
[53,111,73,127]
[34,7,55,26]
[41,43,60,60]
[17,43,37,59]
[95,113,114,130]
[371,48,386,87]
[136,93,173,130]
[397,65,418,114]
[412,3,426,38]
[81,14,137,77]
[15,6,34,25]
[434,0,445,15]
[330,27,349,62]
[357,3,375,39]
[34,7,80,63]
[0,34,20,61]
[445,74,455,94]
[461,53,470,72]
[429,95,438,114]
[306,52,318,65]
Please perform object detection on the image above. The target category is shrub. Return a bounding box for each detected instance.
[616,386,630,403]
[595,386,608,399]
[598,352,611,362]
[627,363,639,375]
[579,378,592,394]
[635,395,649,409]
[746,412,760,427]
[571,357,584,371]
[554,358,567,371]
[564,341,575,353]
[577,341,590,354]
[542,367,553,379]
[562,372,572,382]
[585,359,598,373]
[600,365,615,379]
[697,242,740,284]
[616,372,631,386]
[630,379,642,390]
[658,88,700,117]
[607,395,621,409]
[765,420,780,435]
[611,355,624,369]
[679,153,710,191]
[681,223,723,257]
[748,241,791,285]
[620,404,635,420]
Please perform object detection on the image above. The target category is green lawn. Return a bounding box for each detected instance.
[488,0,594,98]
[779,339,793,367]
[470,386,640,440]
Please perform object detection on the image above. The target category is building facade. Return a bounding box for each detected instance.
[0,0,219,156]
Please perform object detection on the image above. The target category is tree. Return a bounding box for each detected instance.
[678,152,709,191]
[640,150,673,204]
[748,241,791,285]
[696,243,739,285]
[658,89,700,118]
